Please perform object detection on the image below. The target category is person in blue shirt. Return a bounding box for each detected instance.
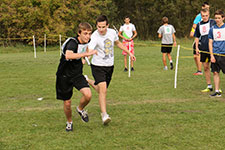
[194,8,216,92]
[190,2,210,75]
[208,10,225,97]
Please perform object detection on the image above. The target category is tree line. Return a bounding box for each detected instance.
[0,0,224,45]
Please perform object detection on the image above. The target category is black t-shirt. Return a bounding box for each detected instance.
[56,37,84,78]
[194,19,216,51]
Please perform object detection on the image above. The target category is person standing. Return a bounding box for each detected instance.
[86,15,136,125]
[118,16,137,72]
[56,22,97,131]
[190,2,210,75]
[157,16,176,70]
[194,8,216,92]
[208,10,225,97]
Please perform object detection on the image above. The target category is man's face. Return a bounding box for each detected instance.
[97,21,108,35]
[215,15,224,26]
[201,11,209,22]
[124,18,130,24]
[78,29,92,44]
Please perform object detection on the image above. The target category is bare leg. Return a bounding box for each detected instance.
[87,78,99,93]
[213,72,220,91]
[64,100,72,122]
[162,53,167,67]
[97,82,107,113]
[78,88,92,110]
[194,55,202,71]
[203,62,211,85]
[124,55,127,68]
[167,53,172,61]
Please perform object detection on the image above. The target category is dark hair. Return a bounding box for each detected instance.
[214,10,224,18]
[202,2,209,7]
[162,16,168,24]
[78,22,92,34]
[124,16,130,20]
[96,15,108,25]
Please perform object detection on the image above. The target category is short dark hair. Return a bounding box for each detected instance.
[202,2,209,7]
[96,15,108,25]
[214,10,224,18]
[124,16,130,20]
[78,22,92,34]
[162,17,168,24]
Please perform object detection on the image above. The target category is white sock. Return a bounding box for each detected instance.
[215,90,220,93]
[207,84,212,88]
[170,60,173,63]
[67,121,72,124]
[77,107,83,112]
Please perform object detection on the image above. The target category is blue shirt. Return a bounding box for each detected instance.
[194,19,216,51]
[193,13,202,24]
[208,23,225,54]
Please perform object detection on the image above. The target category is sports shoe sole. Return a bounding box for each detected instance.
[103,118,111,125]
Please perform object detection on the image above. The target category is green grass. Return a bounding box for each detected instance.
[0,41,225,150]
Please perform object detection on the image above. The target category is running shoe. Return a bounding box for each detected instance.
[124,68,128,72]
[76,107,89,122]
[101,113,111,125]
[210,92,222,97]
[201,87,213,92]
[193,71,203,75]
[170,63,173,70]
[66,122,73,132]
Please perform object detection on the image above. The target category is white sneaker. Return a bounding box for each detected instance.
[101,113,111,125]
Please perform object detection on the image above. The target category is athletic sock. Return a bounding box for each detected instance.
[207,84,212,88]
[215,90,220,93]
[170,60,173,63]
[77,107,83,112]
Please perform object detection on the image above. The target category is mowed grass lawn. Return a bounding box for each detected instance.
[0,41,225,150]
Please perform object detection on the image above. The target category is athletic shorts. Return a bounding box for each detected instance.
[122,40,134,55]
[56,75,89,100]
[91,64,114,88]
[161,44,173,53]
[211,55,225,74]
[200,52,210,63]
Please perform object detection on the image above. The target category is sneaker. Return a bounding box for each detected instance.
[76,107,89,122]
[201,87,213,92]
[193,71,203,75]
[101,113,111,125]
[210,92,222,97]
[124,68,128,72]
[219,89,222,93]
[131,67,134,71]
[164,66,168,70]
[66,122,73,132]
[170,63,173,70]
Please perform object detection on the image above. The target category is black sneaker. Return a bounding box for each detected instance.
[170,63,173,70]
[131,67,134,71]
[66,122,73,132]
[210,92,222,97]
[124,68,128,72]
[76,107,89,122]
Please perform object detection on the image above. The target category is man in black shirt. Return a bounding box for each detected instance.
[56,22,97,131]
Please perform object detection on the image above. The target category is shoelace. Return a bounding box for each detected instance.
[81,110,88,118]
[66,123,72,129]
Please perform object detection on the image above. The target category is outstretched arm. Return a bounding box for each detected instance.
[115,40,136,61]
[65,49,97,60]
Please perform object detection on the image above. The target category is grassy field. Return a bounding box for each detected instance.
[0,40,225,150]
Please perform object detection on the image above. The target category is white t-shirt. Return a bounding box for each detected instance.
[88,28,119,66]
[119,23,136,38]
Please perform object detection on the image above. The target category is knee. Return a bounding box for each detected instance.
[84,91,92,101]
[64,100,71,109]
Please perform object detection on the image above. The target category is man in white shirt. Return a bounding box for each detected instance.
[118,16,137,71]
[87,15,136,125]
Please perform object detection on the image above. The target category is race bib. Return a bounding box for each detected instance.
[164,26,172,34]
[213,28,225,41]
[200,22,210,36]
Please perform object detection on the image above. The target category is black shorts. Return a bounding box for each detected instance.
[161,44,173,53]
[56,75,89,100]
[211,55,225,74]
[200,52,210,63]
[91,64,114,88]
